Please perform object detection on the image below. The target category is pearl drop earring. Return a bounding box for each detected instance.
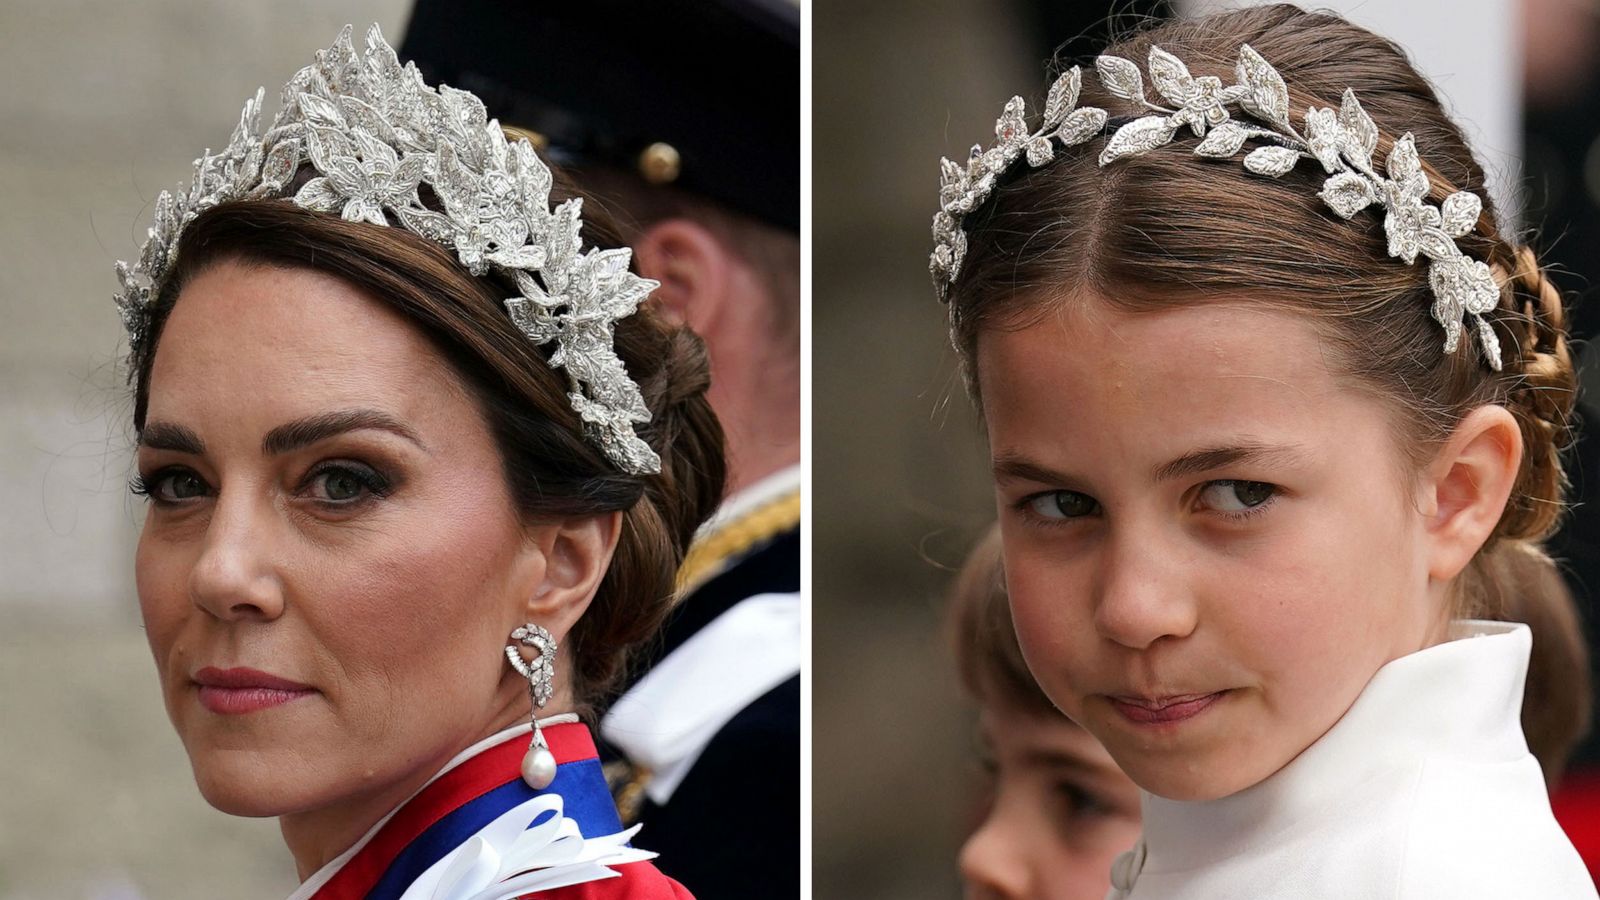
[505,623,558,789]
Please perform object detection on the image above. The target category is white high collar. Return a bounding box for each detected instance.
[1138,620,1531,874]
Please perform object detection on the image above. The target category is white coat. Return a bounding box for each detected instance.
[1107,621,1596,899]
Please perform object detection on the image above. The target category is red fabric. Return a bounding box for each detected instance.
[523,861,695,899]
[1552,766,1600,885]
[314,724,598,899]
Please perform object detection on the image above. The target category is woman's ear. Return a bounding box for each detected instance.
[1419,404,1524,582]
[520,511,625,637]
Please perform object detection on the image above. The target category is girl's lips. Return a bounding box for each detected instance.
[192,666,315,715]
[1108,691,1226,726]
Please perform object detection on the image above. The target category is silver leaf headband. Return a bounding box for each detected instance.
[115,24,663,474]
[930,43,1503,370]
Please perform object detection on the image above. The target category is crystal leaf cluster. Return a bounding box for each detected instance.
[507,624,557,708]
[930,42,1502,370]
[114,25,662,474]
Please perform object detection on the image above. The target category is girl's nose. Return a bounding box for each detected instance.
[1092,526,1198,650]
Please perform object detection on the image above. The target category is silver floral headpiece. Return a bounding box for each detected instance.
[930,44,1503,370]
[115,25,663,474]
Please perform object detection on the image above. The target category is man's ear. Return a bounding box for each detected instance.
[1419,404,1524,582]
[632,219,737,337]
[520,511,625,638]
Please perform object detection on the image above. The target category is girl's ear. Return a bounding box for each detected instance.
[1419,405,1524,582]
[517,511,625,638]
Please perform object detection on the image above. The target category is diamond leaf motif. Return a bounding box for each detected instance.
[1193,122,1250,158]
[1440,191,1481,238]
[1474,315,1503,370]
[1242,145,1300,177]
[1096,55,1147,103]
[1235,44,1289,129]
[293,176,343,212]
[1337,89,1378,169]
[1303,107,1344,174]
[297,91,346,129]
[1098,115,1176,165]
[1318,172,1376,218]
[994,97,1028,146]
[1385,134,1427,199]
[1147,46,1194,108]
[1043,67,1081,129]
[1416,228,1456,262]
[1056,107,1108,146]
[1025,136,1053,167]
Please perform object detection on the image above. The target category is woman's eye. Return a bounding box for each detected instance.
[304,462,389,504]
[1024,490,1099,520]
[132,468,210,503]
[1197,480,1276,513]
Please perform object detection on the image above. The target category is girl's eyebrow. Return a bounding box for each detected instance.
[991,453,1075,487]
[1152,442,1311,483]
[992,442,1311,487]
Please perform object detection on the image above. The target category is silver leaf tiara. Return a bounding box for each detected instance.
[930,43,1503,371]
[115,24,663,474]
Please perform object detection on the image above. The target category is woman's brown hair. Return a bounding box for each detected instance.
[129,166,726,709]
[947,4,1588,779]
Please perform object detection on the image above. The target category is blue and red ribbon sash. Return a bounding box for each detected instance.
[310,723,624,900]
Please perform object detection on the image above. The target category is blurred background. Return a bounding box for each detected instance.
[815,0,1600,897]
[0,3,408,898]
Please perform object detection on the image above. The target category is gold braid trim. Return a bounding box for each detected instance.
[607,490,799,821]
[675,490,801,598]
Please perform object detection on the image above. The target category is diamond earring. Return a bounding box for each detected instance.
[505,623,558,789]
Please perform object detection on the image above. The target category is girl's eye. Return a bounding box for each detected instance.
[131,468,210,504]
[1024,490,1099,520]
[304,462,390,504]
[1197,480,1276,514]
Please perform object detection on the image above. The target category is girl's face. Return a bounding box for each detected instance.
[135,260,550,823]
[977,300,1446,802]
[960,701,1142,900]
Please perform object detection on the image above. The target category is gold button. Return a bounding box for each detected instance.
[638,142,682,184]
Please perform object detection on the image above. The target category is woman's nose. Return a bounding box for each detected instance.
[959,813,1032,899]
[188,491,285,621]
[1092,526,1198,650]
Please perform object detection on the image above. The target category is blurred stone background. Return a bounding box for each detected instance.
[0,3,407,898]
[814,0,1594,898]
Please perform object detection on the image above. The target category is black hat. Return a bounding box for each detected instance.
[400,0,799,232]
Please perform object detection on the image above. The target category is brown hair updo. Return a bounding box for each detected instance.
[946,4,1588,778]
[129,163,726,708]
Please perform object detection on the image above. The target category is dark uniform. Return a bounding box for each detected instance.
[400,4,800,897]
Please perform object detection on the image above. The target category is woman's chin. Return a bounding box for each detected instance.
[184,748,324,817]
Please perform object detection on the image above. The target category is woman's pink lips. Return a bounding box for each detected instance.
[193,666,315,715]
[1108,691,1226,725]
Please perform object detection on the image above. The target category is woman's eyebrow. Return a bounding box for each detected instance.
[261,408,428,455]
[138,422,205,454]
[1152,443,1310,482]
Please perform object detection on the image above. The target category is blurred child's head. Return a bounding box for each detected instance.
[951,526,1142,900]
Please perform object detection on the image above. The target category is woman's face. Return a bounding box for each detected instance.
[135,259,549,819]
[977,300,1444,802]
[960,701,1141,900]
